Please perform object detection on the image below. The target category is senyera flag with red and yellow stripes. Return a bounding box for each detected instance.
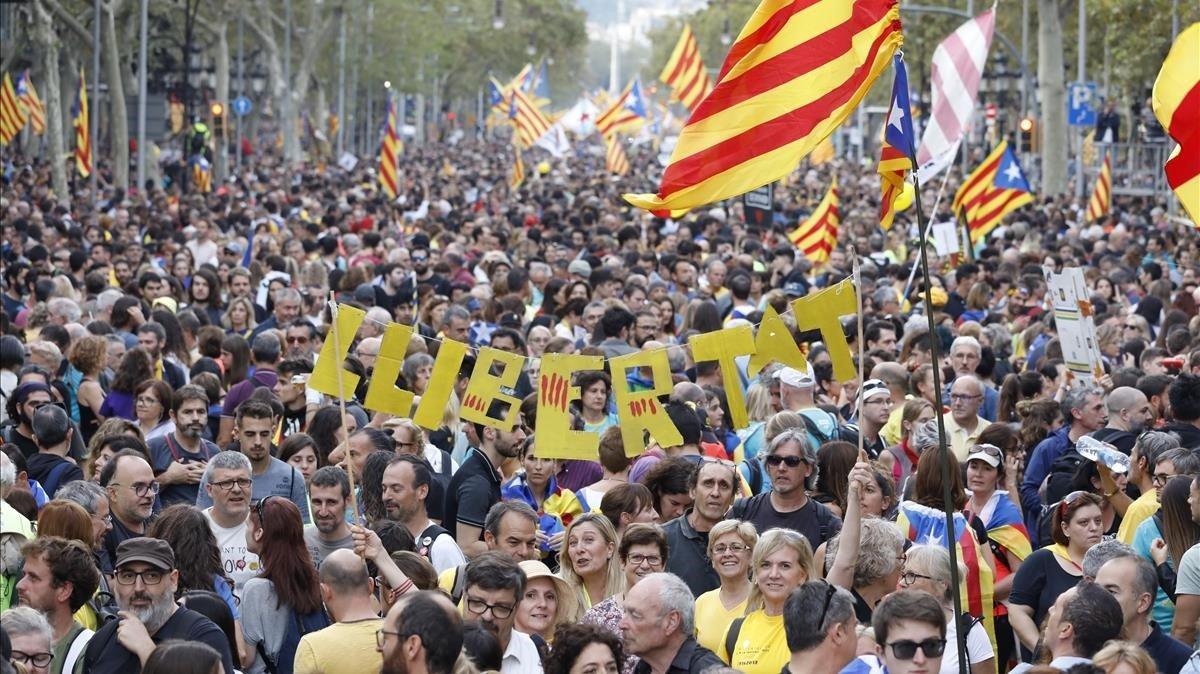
[659,25,712,113]
[625,0,902,217]
[1153,22,1200,227]
[1086,152,1112,223]
[787,177,839,264]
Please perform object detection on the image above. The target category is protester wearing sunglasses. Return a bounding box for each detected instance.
[861,590,949,674]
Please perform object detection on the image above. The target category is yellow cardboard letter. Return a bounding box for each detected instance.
[412,339,468,430]
[309,304,365,398]
[610,349,683,456]
[535,354,605,459]
[363,322,416,416]
[459,347,525,430]
[689,326,755,430]
[791,279,858,381]
[747,305,809,378]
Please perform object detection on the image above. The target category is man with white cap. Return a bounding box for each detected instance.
[774,364,851,452]
[856,380,894,461]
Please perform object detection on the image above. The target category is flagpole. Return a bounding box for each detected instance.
[911,172,970,674]
[849,246,867,462]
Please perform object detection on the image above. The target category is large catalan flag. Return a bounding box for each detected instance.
[952,140,1033,244]
[625,0,902,217]
[1152,22,1200,226]
[788,178,839,264]
[594,78,647,139]
[73,69,92,178]
[0,72,28,145]
[509,88,554,149]
[15,71,45,135]
[605,134,630,176]
[973,490,1032,562]
[878,54,915,231]
[379,95,401,199]
[897,500,997,656]
[659,25,712,113]
[1086,152,1113,223]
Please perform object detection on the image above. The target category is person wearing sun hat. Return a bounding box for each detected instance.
[513,559,580,648]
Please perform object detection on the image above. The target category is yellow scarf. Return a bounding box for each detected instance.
[1047,543,1082,573]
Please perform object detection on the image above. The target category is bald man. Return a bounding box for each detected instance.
[294,549,383,674]
[1092,386,1154,454]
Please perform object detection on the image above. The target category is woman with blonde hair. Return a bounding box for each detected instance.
[1091,641,1157,674]
[694,520,757,654]
[222,296,257,336]
[718,528,814,674]
[514,559,580,646]
[560,512,624,611]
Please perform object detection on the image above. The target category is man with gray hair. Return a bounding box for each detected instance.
[1021,385,1108,529]
[618,572,723,674]
[943,375,992,460]
[27,405,83,498]
[1118,431,1182,544]
[2,605,53,674]
[944,336,998,421]
[199,451,258,595]
[47,297,82,326]
[781,581,858,674]
[249,286,302,342]
[55,481,112,552]
[1081,539,1136,580]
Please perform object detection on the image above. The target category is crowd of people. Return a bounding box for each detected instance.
[1,135,1199,674]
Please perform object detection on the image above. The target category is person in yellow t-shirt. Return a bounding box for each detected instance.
[694,520,757,654]
[293,549,383,674]
[1117,431,1178,543]
[718,529,814,674]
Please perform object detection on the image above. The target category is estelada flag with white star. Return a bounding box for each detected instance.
[952,140,1034,244]
[897,500,996,656]
[877,54,915,231]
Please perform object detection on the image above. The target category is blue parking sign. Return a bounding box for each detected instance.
[1068,82,1097,127]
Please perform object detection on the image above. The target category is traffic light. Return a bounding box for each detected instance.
[1018,117,1036,153]
[210,102,226,137]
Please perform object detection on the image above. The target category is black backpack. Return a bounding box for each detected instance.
[1042,448,1086,508]
[256,607,332,674]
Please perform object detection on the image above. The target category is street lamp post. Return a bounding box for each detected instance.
[136,0,148,193]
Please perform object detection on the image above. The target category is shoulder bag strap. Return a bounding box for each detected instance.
[724,617,745,661]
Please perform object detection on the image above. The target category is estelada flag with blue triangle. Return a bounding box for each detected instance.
[897,499,996,656]
[952,140,1034,244]
[877,54,915,231]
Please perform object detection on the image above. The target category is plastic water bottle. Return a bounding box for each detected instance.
[1077,435,1130,474]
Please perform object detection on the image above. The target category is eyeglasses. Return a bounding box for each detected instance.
[377,628,405,648]
[949,394,982,403]
[887,638,946,660]
[816,582,837,629]
[465,596,515,619]
[971,444,1003,459]
[254,496,276,521]
[712,543,750,555]
[765,454,806,468]
[211,478,252,492]
[11,651,54,668]
[115,569,166,585]
[900,570,935,585]
[110,481,160,497]
[286,336,310,344]
[1153,472,1176,487]
[626,553,663,567]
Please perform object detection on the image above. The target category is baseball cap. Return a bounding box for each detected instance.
[860,379,891,402]
[774,364,815,389]
[568,259,592,279]
[116,537,175,571]
[965,443,1003,469]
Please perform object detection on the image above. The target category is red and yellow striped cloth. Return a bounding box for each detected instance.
[509,88,553,149]
[379,95,401,199]
[510,145,525,189]
[15,71,45,135]
[1152,22,1200,226]
[0,72,27,145]
[605,135,630,176]
[788,178,839,264]
[659,25,712,113]
[1086,152,1112,223]
[625,0,902,217]
[73,69,92,178]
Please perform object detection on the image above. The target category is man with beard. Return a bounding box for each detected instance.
[135,322,186,390]
[460,552,542,674]
[149,386,219,505]
[98,451,158,572]
[633,309,660,348]
[378,591,463,674]
[200,451,260,596]
[445,401,527,557]
[303,466,354,569]
[81,537,235,674]
[663,460,738,596]
[198,400,310,523]
[382,455,466,574]
[411,245,451,297]
[16,537,101,673]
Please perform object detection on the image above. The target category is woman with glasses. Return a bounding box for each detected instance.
[962,442,1030,670]
[1009,491,1104,653]
[718,528,815,674]
[896,545,995,674]
[694,520,757,654]
[240,496,327,674]
[100,347,154,422]
[561,512,625,611]
[134,379,175,442]
[582,523,667,674]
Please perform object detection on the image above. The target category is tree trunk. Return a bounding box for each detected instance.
[1038,0,1068,196]
[33,0,68,201]
[103,0,129,190]
[213,19,230,181]
[286,6,329,163]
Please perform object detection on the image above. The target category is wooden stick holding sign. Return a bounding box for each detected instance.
[328,292,361,528]
[849,246,866,461]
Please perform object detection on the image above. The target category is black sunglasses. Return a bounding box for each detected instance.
[816,582,837,629]
[888,638,946,660]
[765,454,806,468]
